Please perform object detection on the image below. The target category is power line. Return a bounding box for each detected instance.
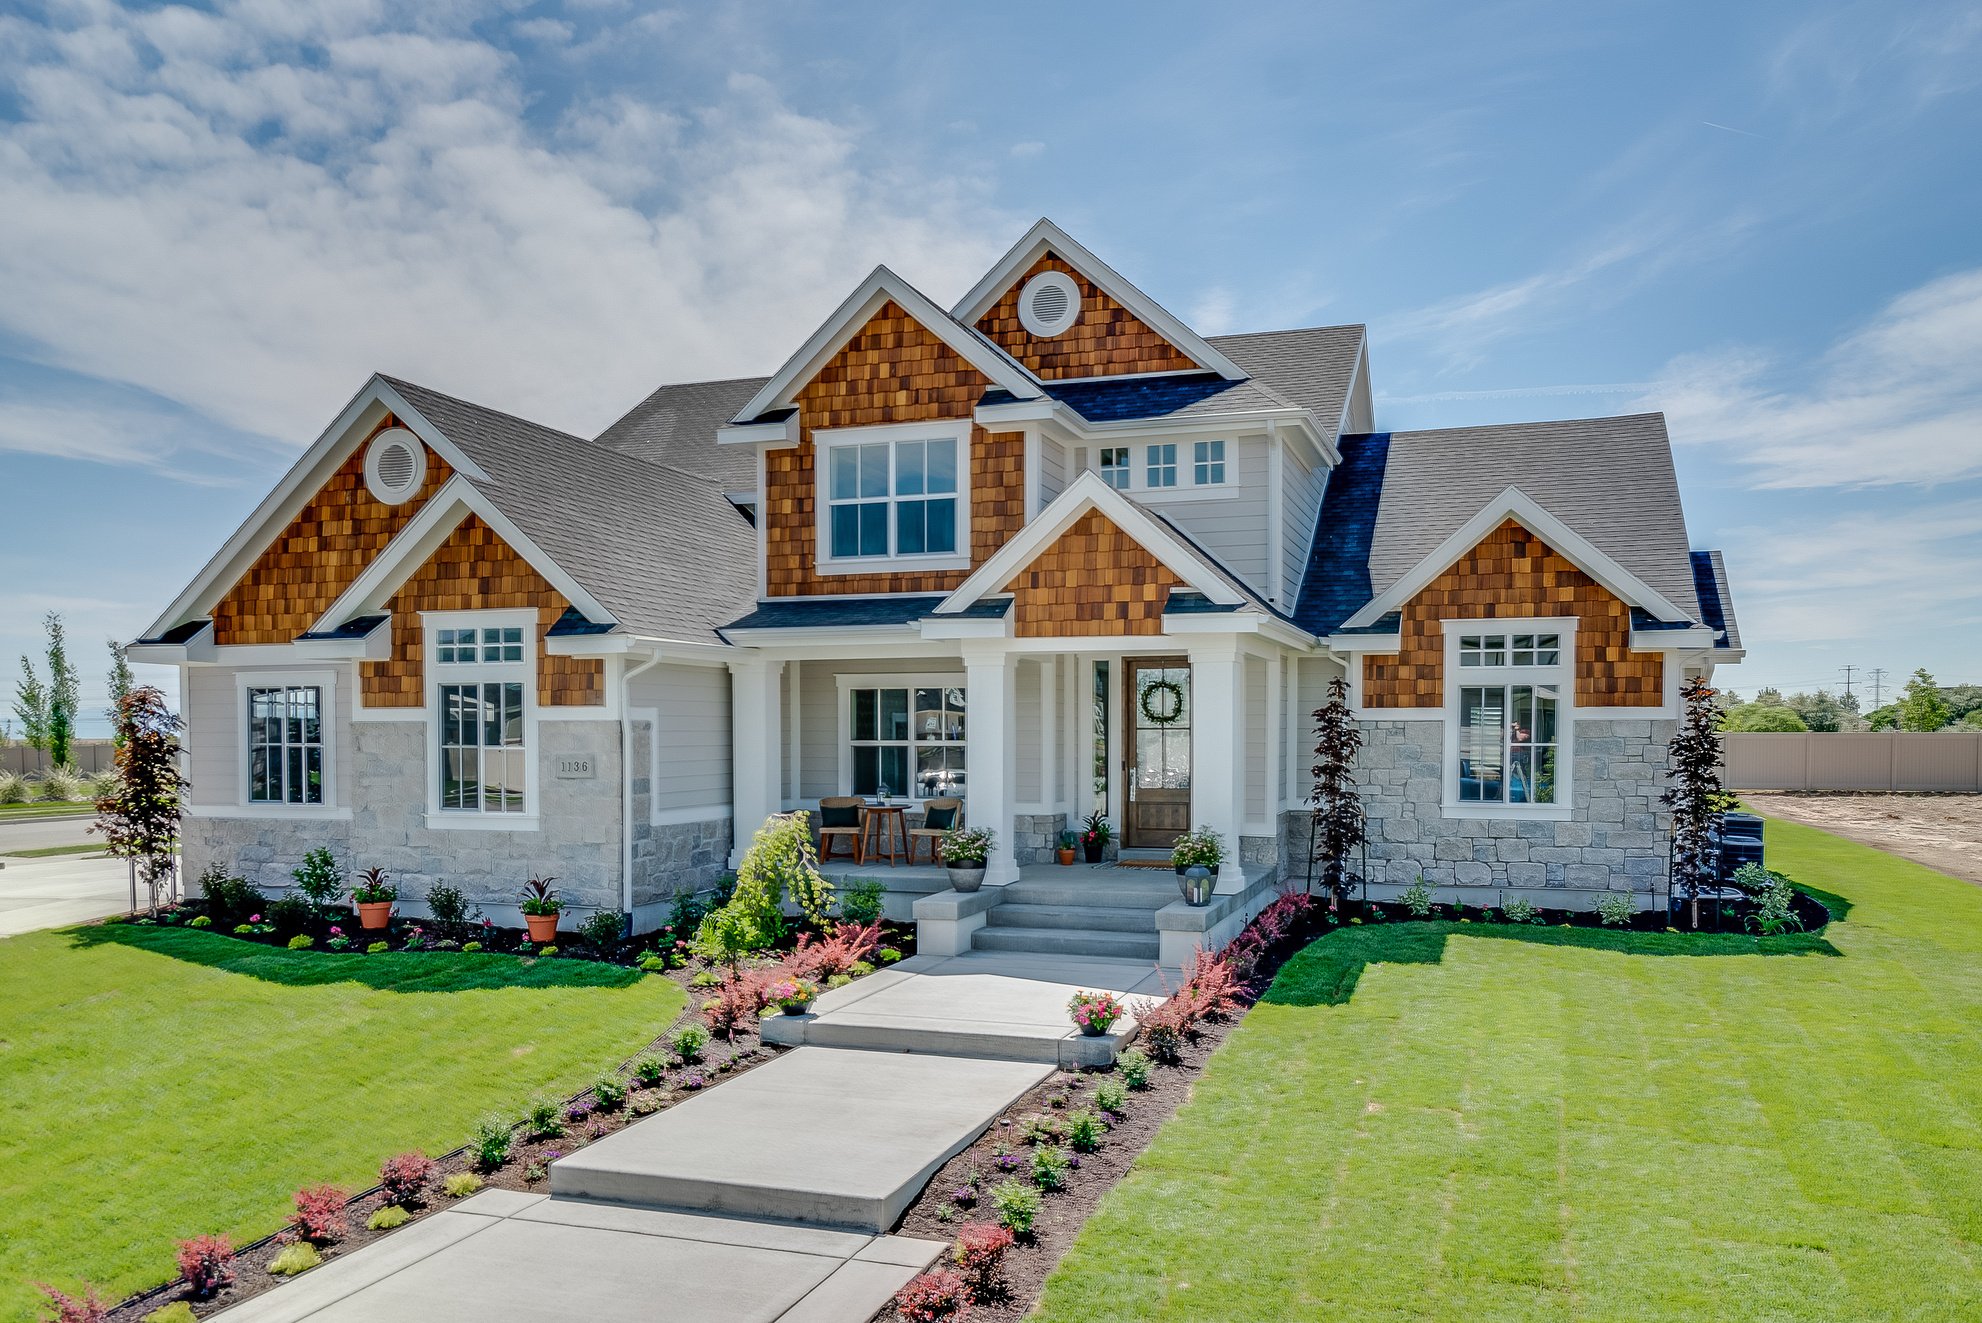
[1839,665,1857,702]
[1869,668,1888,709]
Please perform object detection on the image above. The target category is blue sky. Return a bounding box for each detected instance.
[3,0,1980,736]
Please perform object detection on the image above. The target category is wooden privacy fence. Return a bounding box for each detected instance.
[1722,732,1982,792]
[0,742,117,777]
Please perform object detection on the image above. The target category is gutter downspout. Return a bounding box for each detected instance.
[620,650,663,931]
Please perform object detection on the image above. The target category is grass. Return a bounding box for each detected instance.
[0,925,685,1319]
[0,843,108,858]
[1036,817,1982,1322]
[0,801,95,820]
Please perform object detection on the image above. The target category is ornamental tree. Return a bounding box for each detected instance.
[1662,677,1736,928]
[1308,674,1367,904]
[91,685,187,915]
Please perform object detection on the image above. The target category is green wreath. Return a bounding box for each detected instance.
[1139,677,1185,727]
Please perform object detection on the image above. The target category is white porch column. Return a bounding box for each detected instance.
[1187,636,1249,895]
[727,653,785,868]
[963,644,1020,886]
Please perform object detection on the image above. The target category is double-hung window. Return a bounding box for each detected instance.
[825,432,960,562]
[431,618,532,820]
[246,684,324,805]
[846,684,967,799]
[1447,626,1569,813]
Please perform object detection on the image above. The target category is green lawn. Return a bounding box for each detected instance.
[0,926,685,1320]
[0,801,95,820]
[0,843,107,858]
[1037,817,1982,1322]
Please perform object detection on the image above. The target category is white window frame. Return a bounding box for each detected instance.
[423,609,540,831]
[1084,439,1238,500]
[834,672,968,804]
[1098,446,1132,490]
[1193,438,1227,485]
[1441,617,1575,820]
[233,670,340,817]
[813,419,973,576]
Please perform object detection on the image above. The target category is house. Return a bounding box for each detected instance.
[131,218,1741,955]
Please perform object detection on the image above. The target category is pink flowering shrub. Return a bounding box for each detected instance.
[949,1221,1015,1300]
[34,1284,107,1323]
[288,1184,349,1244]
[894,1269,972,1321]
[378,1151,437,1207]
[175,1233,235,1297]
[786,921,883,979]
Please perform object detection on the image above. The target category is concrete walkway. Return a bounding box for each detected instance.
[0,852,131,938]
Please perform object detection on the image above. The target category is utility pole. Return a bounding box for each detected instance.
[1869,668,1888,709]
[1839,665,1857,702]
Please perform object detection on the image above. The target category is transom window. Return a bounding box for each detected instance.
[1459,632,1560,667]
[436,626,524,664]
[247,686,323,805]
[1193,439,1226,485]
[1145,443,1179,488]
[439,682,526,813]
[847,685,966,798]
[1458,685,1560,805]
[1099,447,1131,490]
[827,436,958,560]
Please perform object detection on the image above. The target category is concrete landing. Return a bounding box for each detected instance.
[552,1047,1050,1231]
[761,950,1166,1066]
[211,1189,945,1322]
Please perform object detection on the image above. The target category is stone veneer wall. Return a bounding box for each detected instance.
[1356,717,1673,906]
[628,717,732,922]
[1013,812,1071,866]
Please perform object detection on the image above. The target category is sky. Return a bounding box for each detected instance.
[2,0,1980,737]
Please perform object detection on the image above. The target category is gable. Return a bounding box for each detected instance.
[1002,508,1185,637]
[974,253,1203,380]
[211,417,451,646]
[764,300,1026,597]
[359,513,603,708]
[1362,519,1663,709]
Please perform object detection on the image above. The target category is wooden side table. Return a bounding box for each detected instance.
[860,804,910,867]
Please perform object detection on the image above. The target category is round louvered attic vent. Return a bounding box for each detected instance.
[1017,270,1081,338]
[363,428,427,505]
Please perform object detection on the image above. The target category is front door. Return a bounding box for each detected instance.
[1124,658,1191,848]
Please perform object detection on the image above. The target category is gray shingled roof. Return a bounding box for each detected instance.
[1208,325,1365,435]
[1366,413,1699,621]
[592,375,768,492]
[385,377,757,646]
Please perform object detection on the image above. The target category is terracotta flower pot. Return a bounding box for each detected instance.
[524,912,560,944]
[1057,848,1077,866]
[356,901,394,931]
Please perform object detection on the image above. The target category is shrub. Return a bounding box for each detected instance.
[633,1055,669,1086]
[87,769,122,800]
[443,1172,484,1198]
[702,968,771,1041]
[34,1284,107,1322]
[233,924,255,935]
[537,945,558,957]
[523,1097,565,1140]
[1400,875,1434,918]
[695,814,821,962]
[461,940,482,953]
[1748,871,1805,936]
[894,1269,972,1321]
[288,1184,348,1244]
[631,1094,663,1116]
[1093,1079,1126,1115]
[1501,896,1542,925]
[175,1234,234,1297]
[472,1114,513,1170]
[1066,1107,1105,1153]
[268,1242,321,1276]
[990,1179,1041,1236]
[291,847,343,911]
[1136,996,1192,1064]
[266,892,313,937]
[592,1070,628,1111]
[578,910,625,950]
[1596,891,1635,927]
[668,885,715,939]
[522,1161,548,1184]
[379,1151,436,1206]
[689,969,720,988]
[837,876,887,926]
[38,763,89,802]
[145,1304,198,1323]
[1017,1112,1065,1146]
[198,865,267,928]
[789,921,885,979]
[950,1221,1015,1301]
[639,954,667,972]
[287,934,314,950]
[878,945,902,964]
[1030,1144,1072,1191]
[189,915,212,929]
[367,1205,411,1231]
[1117,1047,1151,1090]
[0,769,25,804]
[672,1023,710,1062]
[424,882,478,938]
[366,941,389,955]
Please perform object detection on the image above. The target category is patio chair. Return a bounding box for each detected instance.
[908,798,963,866]
[817,797,866,864]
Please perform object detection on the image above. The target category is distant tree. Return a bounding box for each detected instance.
[1783,689,1847,732]
[1866,704,1900,731]
[1664,678,1736,929]
[1897,669,1951,732]
[1308,675,1367,905]
[105,640,134,747]
[1838,689,1862,715]
[12,655,49,752]
[1940,684,1982,723]
[92,685,187,915]
[1753,687,1786,707]
[1720,702,1808,733]
[17,613,82,766]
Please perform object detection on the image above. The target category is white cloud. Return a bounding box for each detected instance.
[1008,140,1045,158]
[0,3,1018,454]
[1644,266,1982,488]
[512,17,574,45]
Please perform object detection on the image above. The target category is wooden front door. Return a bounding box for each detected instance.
[1125,658,1191,848]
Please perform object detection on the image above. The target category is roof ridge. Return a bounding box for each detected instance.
[1383,412,1667,440]
[381,374,590,446]
[1205,323,1367,343]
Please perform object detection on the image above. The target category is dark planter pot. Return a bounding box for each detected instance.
[947,866,986,893]
[1079,1020,1111,1037]
[779,1000,814,1017]
[1173,862,1222,877]
[1083,842,1105,864]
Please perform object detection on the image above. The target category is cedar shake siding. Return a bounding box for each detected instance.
[974,253,1202,380]
[1003,508,1186,638]
[1361,519,1665,708]
[359,514,605,708]
[763,300,1025,597]
[210,417,451,645]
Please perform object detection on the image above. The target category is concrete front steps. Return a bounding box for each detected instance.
[967,874,1178,962]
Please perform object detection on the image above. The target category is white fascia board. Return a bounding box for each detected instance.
[1629,626,1717,651]
[950,218,1249,382]
[933,470,1247,615]
[128,621,217,666]
[1325,633,1403,653]
[973,397,1071,427]
[311,476,617,632]
[717,624,926,649]
[734,266,1043,423]
[918,614,1011,641]
[545,632,638,657]
[1341,485,1694,629]
[1160,612,1315,649]
[293,617,393,661]
[716,416,799,447]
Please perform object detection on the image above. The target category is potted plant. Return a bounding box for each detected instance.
[520,877,562,944]
[940,826,995,892]
[1172,827,1225,877]
[1067,990,1125,1037]
[768,975,820,1015]
[1056,831,1078,866]
[1079,811,1111,864]
[351,867,397,931]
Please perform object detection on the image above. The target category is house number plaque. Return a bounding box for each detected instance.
[554,755,597,780]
